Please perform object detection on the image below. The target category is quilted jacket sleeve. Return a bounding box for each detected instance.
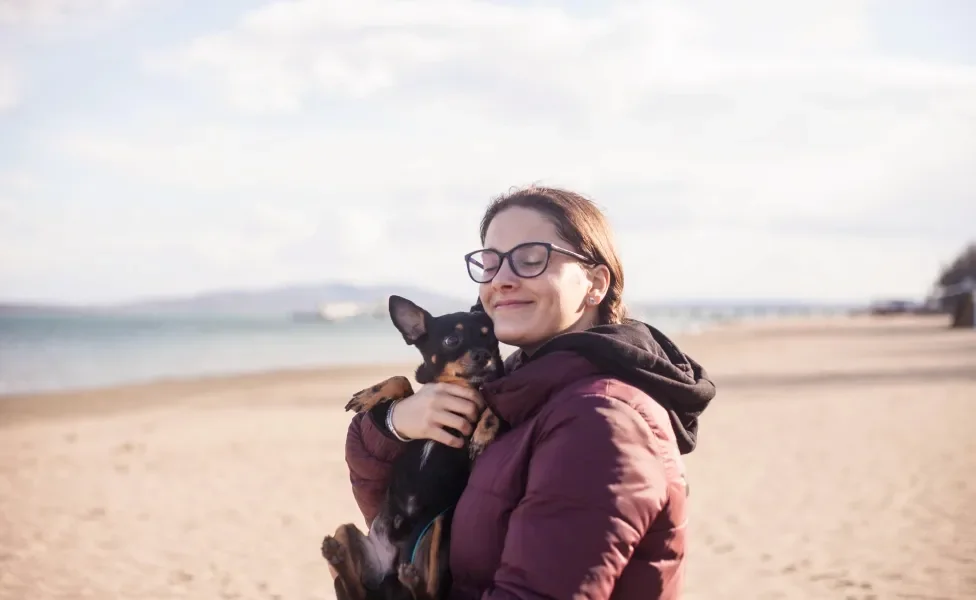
[481,393,669,600]
[345,408,407,526]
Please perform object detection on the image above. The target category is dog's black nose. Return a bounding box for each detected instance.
[471,349,492,365]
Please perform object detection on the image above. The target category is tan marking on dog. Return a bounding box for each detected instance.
[434,373,470,387]
[470,407,501,460]
[480,326,489,335]
[344,375,414,413]
[323,524,368,599]
[434,356,476,388]
[425,515,444,597]
[397,564,423,596]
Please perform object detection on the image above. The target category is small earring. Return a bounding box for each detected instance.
[587,296,597,305]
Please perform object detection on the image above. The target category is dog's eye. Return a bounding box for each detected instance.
[443,334,461,347]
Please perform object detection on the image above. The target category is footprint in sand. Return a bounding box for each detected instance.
[114,441,145,454]
[84,507,106,520]
[170,569,194,584]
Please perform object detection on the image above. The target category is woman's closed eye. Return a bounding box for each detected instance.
[516,259,544,269]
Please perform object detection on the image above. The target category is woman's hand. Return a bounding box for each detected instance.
[390,382,485,447]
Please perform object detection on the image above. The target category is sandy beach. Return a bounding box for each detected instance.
[1,315,973,600]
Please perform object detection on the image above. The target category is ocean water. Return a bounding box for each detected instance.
[0,306,830,396]
[0,313,424,396]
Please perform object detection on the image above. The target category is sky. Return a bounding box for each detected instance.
[1,0,974,305]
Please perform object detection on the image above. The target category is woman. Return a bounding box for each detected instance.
[345,186,716,599]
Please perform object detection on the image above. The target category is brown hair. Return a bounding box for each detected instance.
[479,185,627,325]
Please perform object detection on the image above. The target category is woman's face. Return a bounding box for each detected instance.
[477,206,608,352]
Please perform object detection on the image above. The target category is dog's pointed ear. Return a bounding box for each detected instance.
[389,295,431,345]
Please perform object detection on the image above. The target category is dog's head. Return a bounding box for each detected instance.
[388,295,503,387]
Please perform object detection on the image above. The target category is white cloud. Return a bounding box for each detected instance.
[0,0,136,27]
[0,171,39,194]
[0,0,148,118]
[5,0,976,303]
[0,60,18,112]
[616,224,962,303]
[149,0,926,117]
[78,0,976,223]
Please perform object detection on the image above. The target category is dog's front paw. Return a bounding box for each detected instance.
[468,440,487,461]
[398,563,424,592]
[344,376,414,413]
[344,386,375,413]
[321,535,345,565]
[469,409,500,460]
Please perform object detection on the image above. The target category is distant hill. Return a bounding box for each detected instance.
[1,282,474,318]
[105,282,470,317]
[1,283,865,320]
[0,303,90,317]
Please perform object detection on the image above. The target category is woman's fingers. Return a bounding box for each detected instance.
[428,426,465,448]
[392,381,488,446]
[436,382,486,411]
[435,410,473,437]
[435,391,484,423]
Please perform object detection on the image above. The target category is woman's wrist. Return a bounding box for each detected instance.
[386,399,411,442]
[366,402,408,443]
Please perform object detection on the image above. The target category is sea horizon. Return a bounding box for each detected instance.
[0,303,853,397]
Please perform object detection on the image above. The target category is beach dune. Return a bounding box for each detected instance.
[1,316,974,599]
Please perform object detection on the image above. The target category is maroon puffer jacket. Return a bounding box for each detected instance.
[345,320,716,599]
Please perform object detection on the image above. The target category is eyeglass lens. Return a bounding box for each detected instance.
[467,243,550,282]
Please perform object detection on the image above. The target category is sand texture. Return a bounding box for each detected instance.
[1,316,974,599]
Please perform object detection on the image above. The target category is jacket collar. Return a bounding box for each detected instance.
[481,350,600,428]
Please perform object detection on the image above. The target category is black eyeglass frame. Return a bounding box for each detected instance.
[463,241,598,283]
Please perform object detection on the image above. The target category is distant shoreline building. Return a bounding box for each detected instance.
[291,300,387,323]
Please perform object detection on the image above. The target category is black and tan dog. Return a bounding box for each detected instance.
[322,295,505,600]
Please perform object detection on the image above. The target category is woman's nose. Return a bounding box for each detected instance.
[491,257,519,287]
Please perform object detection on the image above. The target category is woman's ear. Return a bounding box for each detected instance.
[587,263,612,299]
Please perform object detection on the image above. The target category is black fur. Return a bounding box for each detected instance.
[323,295,505,600]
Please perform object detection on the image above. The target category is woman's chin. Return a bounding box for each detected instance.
[493,320,530,346]
[494,322,545,350]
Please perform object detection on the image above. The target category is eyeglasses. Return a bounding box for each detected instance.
[464,241,596,284]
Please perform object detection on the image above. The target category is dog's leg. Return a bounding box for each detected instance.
[469,407,501,460]
[398,563,435,600]
[422,514,444,598]
[322,535,360,600]
[333,576,352,600]
[322,523,370,600]
[399,512,447,600]
[345,375,415,413]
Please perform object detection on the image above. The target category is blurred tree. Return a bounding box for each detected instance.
[937,242,976,287]
[936,242,976,328]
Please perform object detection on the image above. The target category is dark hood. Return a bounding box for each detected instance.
[504,318,716,455]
